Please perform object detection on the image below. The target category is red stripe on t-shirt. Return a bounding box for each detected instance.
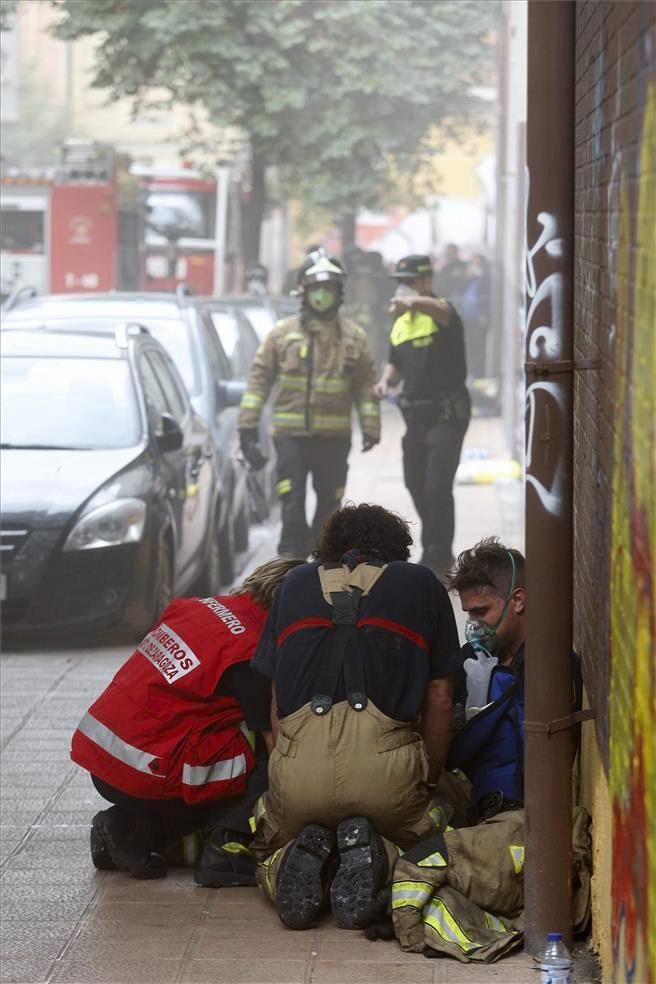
[277,617,333,647]
[356,616,429,651]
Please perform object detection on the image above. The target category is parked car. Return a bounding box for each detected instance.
[2,288,250,579]
[195,298,276,521]
[218,295,295,343]
[0,323,225,637]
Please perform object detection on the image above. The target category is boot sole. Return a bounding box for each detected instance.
[331,816,385,930]
[276,824,335,930]
[92,813,167,880]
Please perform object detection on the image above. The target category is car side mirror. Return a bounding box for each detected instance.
[216,379,246,411]
[157,413,184,452]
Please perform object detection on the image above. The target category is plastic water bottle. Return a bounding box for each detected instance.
[539,932,572,984]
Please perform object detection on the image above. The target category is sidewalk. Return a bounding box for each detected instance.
[0,409,534,984]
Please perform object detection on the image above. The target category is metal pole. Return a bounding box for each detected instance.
[213,166,230,297]
[524,0,575,955]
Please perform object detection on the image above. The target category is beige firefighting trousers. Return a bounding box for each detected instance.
[250,699,453,899]
[391,805,592,963]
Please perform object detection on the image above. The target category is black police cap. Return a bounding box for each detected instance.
[390,254,434,279]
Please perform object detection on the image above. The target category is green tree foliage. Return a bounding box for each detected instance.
[51,0,499,261]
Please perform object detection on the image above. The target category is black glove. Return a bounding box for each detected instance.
[239,429,268,471]
[362,435,380,453]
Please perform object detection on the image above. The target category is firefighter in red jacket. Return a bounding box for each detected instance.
[70,558,301,883]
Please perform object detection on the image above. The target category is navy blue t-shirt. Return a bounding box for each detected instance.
[251,560,459,722]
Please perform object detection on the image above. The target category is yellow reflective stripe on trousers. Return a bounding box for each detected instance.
[483,910,509,933]
[261,846,284,896]
[241,392,264,409]
[509,844,524,873]
[423,897,479,953]
[391,880,434,910]
[358,400,380,417]
[429,804,448,831]
[276,478,292,495]
[417,851,447,868]
[249,793,267,832]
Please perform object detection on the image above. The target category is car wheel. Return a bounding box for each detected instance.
[234,495,250,553]
[194,512,222,596]
[123,532,174,641]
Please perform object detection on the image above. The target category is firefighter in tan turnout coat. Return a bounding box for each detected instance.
[239,251,380,557]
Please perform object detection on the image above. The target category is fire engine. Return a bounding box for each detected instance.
[0,139,143,301]
[1,141,244,301]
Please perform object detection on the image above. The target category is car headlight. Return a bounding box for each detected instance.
[63,498,146,551]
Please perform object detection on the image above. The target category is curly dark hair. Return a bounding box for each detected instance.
[447,536,525,597]
[312,503,413,563]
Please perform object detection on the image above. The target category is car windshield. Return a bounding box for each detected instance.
[1,357,141,449]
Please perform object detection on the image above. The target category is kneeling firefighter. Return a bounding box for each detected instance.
[70,558,301,883]
[239,252,381,558]
[248,504,459,930]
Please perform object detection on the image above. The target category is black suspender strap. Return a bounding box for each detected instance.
[311,586,368,716]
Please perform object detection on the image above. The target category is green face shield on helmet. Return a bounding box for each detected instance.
[306,283,338,313]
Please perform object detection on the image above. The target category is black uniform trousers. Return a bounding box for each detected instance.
[92,749,269,852]
[402,415,469,573]
[274,435,351,557]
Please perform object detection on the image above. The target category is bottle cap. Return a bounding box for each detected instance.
[547,932,563,941]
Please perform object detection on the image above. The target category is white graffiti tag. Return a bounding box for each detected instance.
[524,168,568,517]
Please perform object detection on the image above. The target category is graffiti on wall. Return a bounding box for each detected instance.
[608,80,655,984]
[524,171,568,518]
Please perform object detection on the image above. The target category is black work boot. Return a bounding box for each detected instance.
[91,809,167,880]
[194,828,256,887]
[275,824,336,930]
[330,816,388,929]
[89,824,116,871]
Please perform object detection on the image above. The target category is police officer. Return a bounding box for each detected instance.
[239,251,381,558]
[374,254,470,578]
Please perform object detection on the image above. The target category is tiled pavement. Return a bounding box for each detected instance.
[1,409,535,983]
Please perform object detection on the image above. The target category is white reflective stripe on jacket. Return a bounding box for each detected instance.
[78,710,248,785]
[76,712,161,775]
[182,754,247,787]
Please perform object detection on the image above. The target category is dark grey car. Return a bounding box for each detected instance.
[2,290,249,585]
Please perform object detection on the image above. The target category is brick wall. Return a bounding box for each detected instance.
[573,2,655,979]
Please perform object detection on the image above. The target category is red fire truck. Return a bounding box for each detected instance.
[1,139,142,301]
[1,141,245,301]
[134,164,219,295]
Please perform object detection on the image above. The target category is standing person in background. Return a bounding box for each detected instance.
[435,243,468,306]
[374,254,470,580]
[239,251,380,558]
[460,253,491,379]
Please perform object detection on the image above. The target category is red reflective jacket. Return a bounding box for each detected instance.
[70,594,267,804]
